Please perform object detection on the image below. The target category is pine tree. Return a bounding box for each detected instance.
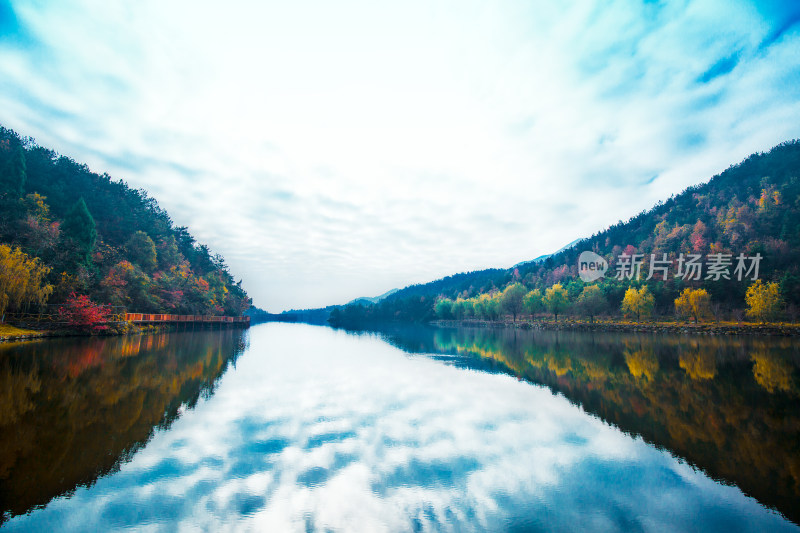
[62,197,97,266]
[0,141,26,198]
[126,231,157,272]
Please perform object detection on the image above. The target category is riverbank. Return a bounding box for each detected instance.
[0,321,249,343]
[0,321,138,342]
[0,324,52,341]
[431,318,800,336]
[0,323,166,343]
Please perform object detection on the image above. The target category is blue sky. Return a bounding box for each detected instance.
[1,0,799,311]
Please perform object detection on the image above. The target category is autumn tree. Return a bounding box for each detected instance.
[474,293,500,320]
[61,197,96,267]
[674,288,712,323]
[500,282,526,322]
[0,245,53,320]
[524,289,543,319]
[745,280,782,323]
[689,220,707,252]
[621,286,655,321]
[126,231,157,272]
[57,292,112,333]
[21,193,49,222]
[576,284,606,323]
[543,283,569,321]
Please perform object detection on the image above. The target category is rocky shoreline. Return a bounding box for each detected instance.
[431,319,800,336]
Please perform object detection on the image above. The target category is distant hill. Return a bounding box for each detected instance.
[0,125,251,317]
[348,288,399,306]
[514,238,581,267]
[329,140,800,326]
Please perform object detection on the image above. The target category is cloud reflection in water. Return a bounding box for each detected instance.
[3,323,796,532]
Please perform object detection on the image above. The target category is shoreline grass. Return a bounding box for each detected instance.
[0,323,45,340]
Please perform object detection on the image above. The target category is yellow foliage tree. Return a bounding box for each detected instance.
[543,283,569,321]
[621,286,655,321]
[745,280,782,323]
[523,288,543,318]
[674,288,712,323]
[0,245,53,320]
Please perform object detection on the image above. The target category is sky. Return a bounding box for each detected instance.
[1,0,799,311]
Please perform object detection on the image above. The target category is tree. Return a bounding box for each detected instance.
[0,139,26,198]
[452,297,473,319]
[674,288,712,323]
[524,289,543,319]
[543,283,569,321]
[473,292,500,320]
[434,297,454,319]
[157,235,182,269]
[21,193,50,222]
[576,285,606,323]
[745,280,782,323]
[62,197,96,266]
[0,245,53,320]
[500,282,526,322]
[57,292,112,333]
[126,231,157,272]
[621,286,655,321]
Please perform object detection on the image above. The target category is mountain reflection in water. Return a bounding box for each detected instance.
[0,323,798,532]
[372,324,800,524]
[0,329,247,522]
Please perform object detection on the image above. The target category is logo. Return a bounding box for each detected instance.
[579,251,608,282]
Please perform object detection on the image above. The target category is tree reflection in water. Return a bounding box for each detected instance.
[0,330,247,522]
[369,324,800,524]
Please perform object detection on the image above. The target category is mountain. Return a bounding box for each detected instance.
[514,238,582,268]
[347,288,399,306]
[0,125,251,318]
[329,140,800,326]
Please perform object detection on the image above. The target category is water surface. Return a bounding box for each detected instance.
[0,323,798,531]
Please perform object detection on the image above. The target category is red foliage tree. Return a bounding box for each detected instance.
[57,293,112,333]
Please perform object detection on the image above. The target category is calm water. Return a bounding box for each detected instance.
[0,323,798,532]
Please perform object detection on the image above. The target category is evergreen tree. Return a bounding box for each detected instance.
[126,230,157,272]
[62,197,97,266]
[0,140,26,198]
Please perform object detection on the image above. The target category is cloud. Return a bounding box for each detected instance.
[1,0,799,309]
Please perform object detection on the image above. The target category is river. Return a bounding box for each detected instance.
[0,322,798,532]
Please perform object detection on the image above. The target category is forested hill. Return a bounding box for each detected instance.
[0,125,250,317]
[330,139,800,325]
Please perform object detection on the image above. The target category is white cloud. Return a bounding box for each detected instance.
[1,0,799,309]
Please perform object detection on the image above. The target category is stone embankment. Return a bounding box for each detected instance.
[431,319,800,336]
